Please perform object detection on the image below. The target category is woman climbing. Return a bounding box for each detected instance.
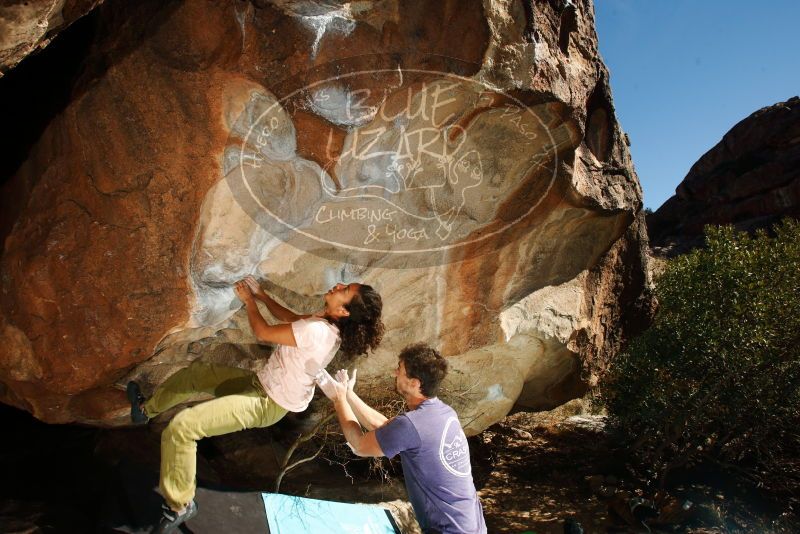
[126,276,384,533]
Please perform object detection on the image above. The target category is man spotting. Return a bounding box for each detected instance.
[316,343,487,534]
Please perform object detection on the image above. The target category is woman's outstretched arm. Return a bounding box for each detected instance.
[244,276,306,323]
[235,280,298,346]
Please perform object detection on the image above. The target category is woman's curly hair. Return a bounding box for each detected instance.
[333,284,384,357]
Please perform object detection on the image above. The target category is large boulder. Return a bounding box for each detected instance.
[0,0,654,432]
[649,96,800,254]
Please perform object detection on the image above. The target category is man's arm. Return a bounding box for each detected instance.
[244,276,306,323]
[333,396,385,457]
[317,370,385,457]
[346,390,388,431]
[334,369,388,431]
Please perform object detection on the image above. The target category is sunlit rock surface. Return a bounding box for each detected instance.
[0,0,654,431]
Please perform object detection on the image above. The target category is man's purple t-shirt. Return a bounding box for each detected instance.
[375,398,486,534]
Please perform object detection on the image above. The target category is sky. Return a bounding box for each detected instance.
[594,0,800,210]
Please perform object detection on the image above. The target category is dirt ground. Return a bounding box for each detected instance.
[476,412,613,533]
[2,400,797,533]
[278,399,798,533]
[471,405,798,534]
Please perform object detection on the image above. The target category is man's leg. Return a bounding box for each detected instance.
[158,388,288,511]
[144,361,257,417]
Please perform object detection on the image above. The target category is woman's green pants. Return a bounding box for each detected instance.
[144,361,288,510]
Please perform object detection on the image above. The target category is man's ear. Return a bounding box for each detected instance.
[409,377,422,394]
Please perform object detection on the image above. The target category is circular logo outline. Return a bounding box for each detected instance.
[234,63,561,259]
[439,416,471,478]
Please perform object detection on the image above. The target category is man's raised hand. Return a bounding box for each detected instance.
[335,369,357,393]
[315,369,346,401]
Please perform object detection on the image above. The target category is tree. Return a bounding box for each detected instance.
[601,219,800,494]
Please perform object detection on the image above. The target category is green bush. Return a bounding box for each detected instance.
[601,219,800,493]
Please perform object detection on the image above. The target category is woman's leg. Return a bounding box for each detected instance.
[144,361,256,417]
[159,388,288,510]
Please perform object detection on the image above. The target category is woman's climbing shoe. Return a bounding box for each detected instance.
[126,381,149,424]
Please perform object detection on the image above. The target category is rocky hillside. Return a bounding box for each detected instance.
[649,96,800,254]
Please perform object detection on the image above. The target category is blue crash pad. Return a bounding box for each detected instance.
[261,493,400,534]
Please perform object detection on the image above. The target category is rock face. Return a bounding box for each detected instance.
[0,0,653,432]
[649,96,800,254]
[0,0,104,77]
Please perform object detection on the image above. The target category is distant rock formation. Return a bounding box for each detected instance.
[0,0,653,431]
[648,96,800,255]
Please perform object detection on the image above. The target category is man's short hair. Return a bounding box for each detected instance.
[399,343,448,397]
